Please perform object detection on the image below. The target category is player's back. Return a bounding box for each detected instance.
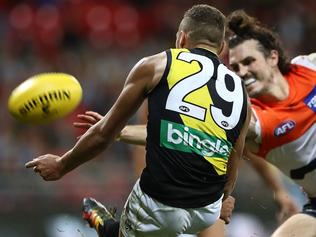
[140,48,248,208]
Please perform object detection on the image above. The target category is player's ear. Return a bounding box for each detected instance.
[218,41,226,57]
[268,49,279,67]
[178,31,188,48]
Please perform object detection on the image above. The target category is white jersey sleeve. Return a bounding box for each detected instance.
[291,53,316,71]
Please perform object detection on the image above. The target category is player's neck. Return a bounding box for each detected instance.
[193,43,218,56]
[258,72,290,103]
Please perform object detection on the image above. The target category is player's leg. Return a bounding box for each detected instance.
[272,197,316,237]
[82,197,119,237]
[198,219,226,237]
[271,213,316,237]
[82,188,223,237]
[197,195,235,237]
[178,220,225,237]
[120,179,190,237]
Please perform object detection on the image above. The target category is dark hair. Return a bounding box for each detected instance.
[227,10,291,74]
[181,4,226,48]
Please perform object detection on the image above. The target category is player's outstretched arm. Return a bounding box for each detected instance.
[244,149,299,223]
[25,52,167,181]
[74,111,147,145]
[244,104,299,222]
[118,125,147,146]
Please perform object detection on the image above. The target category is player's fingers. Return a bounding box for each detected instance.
[77,114,93,119]
[73,122,92,129]
[33,166,40,173]
[25,159,38,168]
[226,195,235,204]
[76,114,85,118]
[85,111,102,118]
[220,215,230,224]
[85,111,103,121]
[77,114,95,121]
[77,114,97,123]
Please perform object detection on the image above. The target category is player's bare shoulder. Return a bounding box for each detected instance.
[138,52,167,94]
[125,51,167,95]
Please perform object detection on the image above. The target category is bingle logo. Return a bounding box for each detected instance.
[160,120,232,158]
[274,120,296,137]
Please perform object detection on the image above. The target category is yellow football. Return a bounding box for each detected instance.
[8,73,82,124]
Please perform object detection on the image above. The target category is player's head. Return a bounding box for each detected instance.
[227,10,291,98]
[176,4,226,54]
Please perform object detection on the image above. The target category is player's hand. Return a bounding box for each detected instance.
[220,195,235,224]
[25,154,64,181]
[73,111,103,138]
[274,190,299,223]
[73,111,103,129]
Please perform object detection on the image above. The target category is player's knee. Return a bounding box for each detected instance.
[271,213,316,237]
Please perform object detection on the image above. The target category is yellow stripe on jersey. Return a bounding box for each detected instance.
[167,48,228,174]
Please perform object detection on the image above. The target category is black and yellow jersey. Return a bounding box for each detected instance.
[140,48,248,208]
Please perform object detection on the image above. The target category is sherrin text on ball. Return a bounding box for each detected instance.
[8,73,82,123]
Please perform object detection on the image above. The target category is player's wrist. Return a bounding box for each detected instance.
[273,189,293,207]
[58,150,74,176]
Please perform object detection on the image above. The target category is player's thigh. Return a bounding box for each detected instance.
[271,213,316,237]
[120,180,191,237]
[198,219,225,237]
[176,219,225,237]
[120,180,222,237]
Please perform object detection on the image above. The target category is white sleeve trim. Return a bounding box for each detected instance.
[251,108,262,143]
[291,53,316,71]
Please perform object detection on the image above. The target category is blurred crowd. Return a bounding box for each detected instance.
[0,0,315,236]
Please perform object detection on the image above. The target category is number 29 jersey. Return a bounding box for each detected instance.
[140,48,248,208]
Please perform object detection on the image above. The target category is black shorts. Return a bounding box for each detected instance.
[302,197,316,218]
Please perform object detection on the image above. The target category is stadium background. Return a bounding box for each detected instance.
[0,0,315,236]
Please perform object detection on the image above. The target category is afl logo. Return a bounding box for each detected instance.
[179,106,190,112]
[221,121,229,127]
[274,120,296,137]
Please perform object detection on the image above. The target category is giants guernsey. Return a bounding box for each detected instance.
[140,48,248,208]
[252,57,316,197]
